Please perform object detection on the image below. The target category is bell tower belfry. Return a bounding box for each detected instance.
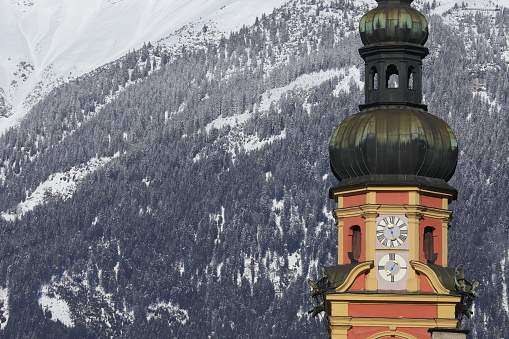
[308,1,478,338]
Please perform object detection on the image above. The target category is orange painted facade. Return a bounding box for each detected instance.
[376,192,408,205]
[326,186,460,338]
[349,304,437,318]
[420,195,443,209]
[344,194,367,208]
[349,273,366,291]
[417,273,435,293]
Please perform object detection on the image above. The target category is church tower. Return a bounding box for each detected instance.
[309,1,478,338]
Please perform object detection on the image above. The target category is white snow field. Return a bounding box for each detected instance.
[0,0,289,132]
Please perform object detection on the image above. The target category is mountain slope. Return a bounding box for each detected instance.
[0,0,508,337]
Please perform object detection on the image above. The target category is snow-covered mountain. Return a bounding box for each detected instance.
[0,0,288,131]
[0,0,507,131]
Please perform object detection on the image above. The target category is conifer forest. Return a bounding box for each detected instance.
[0,0,508,337]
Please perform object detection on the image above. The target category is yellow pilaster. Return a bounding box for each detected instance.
[335,215,345,265]
[408,190,420,205]
[361,206,379,291]
[329,325,351,339]
[441,216,451,266]
[336,195,344,209]
[366,190,377,204]
[405,208,423,291]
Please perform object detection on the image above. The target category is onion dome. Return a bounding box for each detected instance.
[359,0,428,46]
[329,106,458,190]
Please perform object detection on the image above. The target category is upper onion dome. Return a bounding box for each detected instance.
[329,106,458,189]
[359,0,428,46]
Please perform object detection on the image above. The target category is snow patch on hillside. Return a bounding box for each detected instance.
[501,249,509,317]
[333,66,363,95]
[264,251,286,297]
[0,287,8,330]
[38,284,74,328]
[272,199,284,236]
[1,156,115,221]
[242,129,287,152]
[210,206,226,244]
[38,244,135,334]
[205,112,251,133]
[146,300,189,325]
[288,251,303,276]
[258,68,361,113]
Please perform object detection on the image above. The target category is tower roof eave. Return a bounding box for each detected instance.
[328,175,458,200]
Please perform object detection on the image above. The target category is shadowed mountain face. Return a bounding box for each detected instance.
[0,1,507,337]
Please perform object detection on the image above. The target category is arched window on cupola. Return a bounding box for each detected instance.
[386,64,399,88]
[423,226,437,264]
[370,66,379,90]
[408,66,416,90]
[348,226,361,263]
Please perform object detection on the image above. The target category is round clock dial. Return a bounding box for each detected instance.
[376,216,408,248]
[377,253,407,282]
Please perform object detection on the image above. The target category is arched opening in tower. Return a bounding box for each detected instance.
[386,64,399,88]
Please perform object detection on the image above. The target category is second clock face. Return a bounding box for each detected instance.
[376,215,408,248]
[377,253,408,283]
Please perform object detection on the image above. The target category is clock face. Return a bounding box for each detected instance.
[377,253,407,283]
[376,216,408,248]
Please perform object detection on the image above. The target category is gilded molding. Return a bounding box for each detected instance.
[328,316,459,329]
[330,186,455,198]
[410,261,451,294]
[326,293,460,303]
[335,261,374,292]
[333,204,451,220]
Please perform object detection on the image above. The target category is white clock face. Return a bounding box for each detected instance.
[376,216,408,248]
[377,253,407,282]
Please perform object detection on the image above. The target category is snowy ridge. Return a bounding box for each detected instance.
[0,0,289,131]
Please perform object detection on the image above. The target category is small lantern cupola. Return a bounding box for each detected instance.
[359,0,429,106]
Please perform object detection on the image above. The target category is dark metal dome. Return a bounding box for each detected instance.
[329,106,458,189]
[359,0,428,46]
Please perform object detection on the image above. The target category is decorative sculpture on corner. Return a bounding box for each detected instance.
[454,265,480,319]
[307,278,326,317]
